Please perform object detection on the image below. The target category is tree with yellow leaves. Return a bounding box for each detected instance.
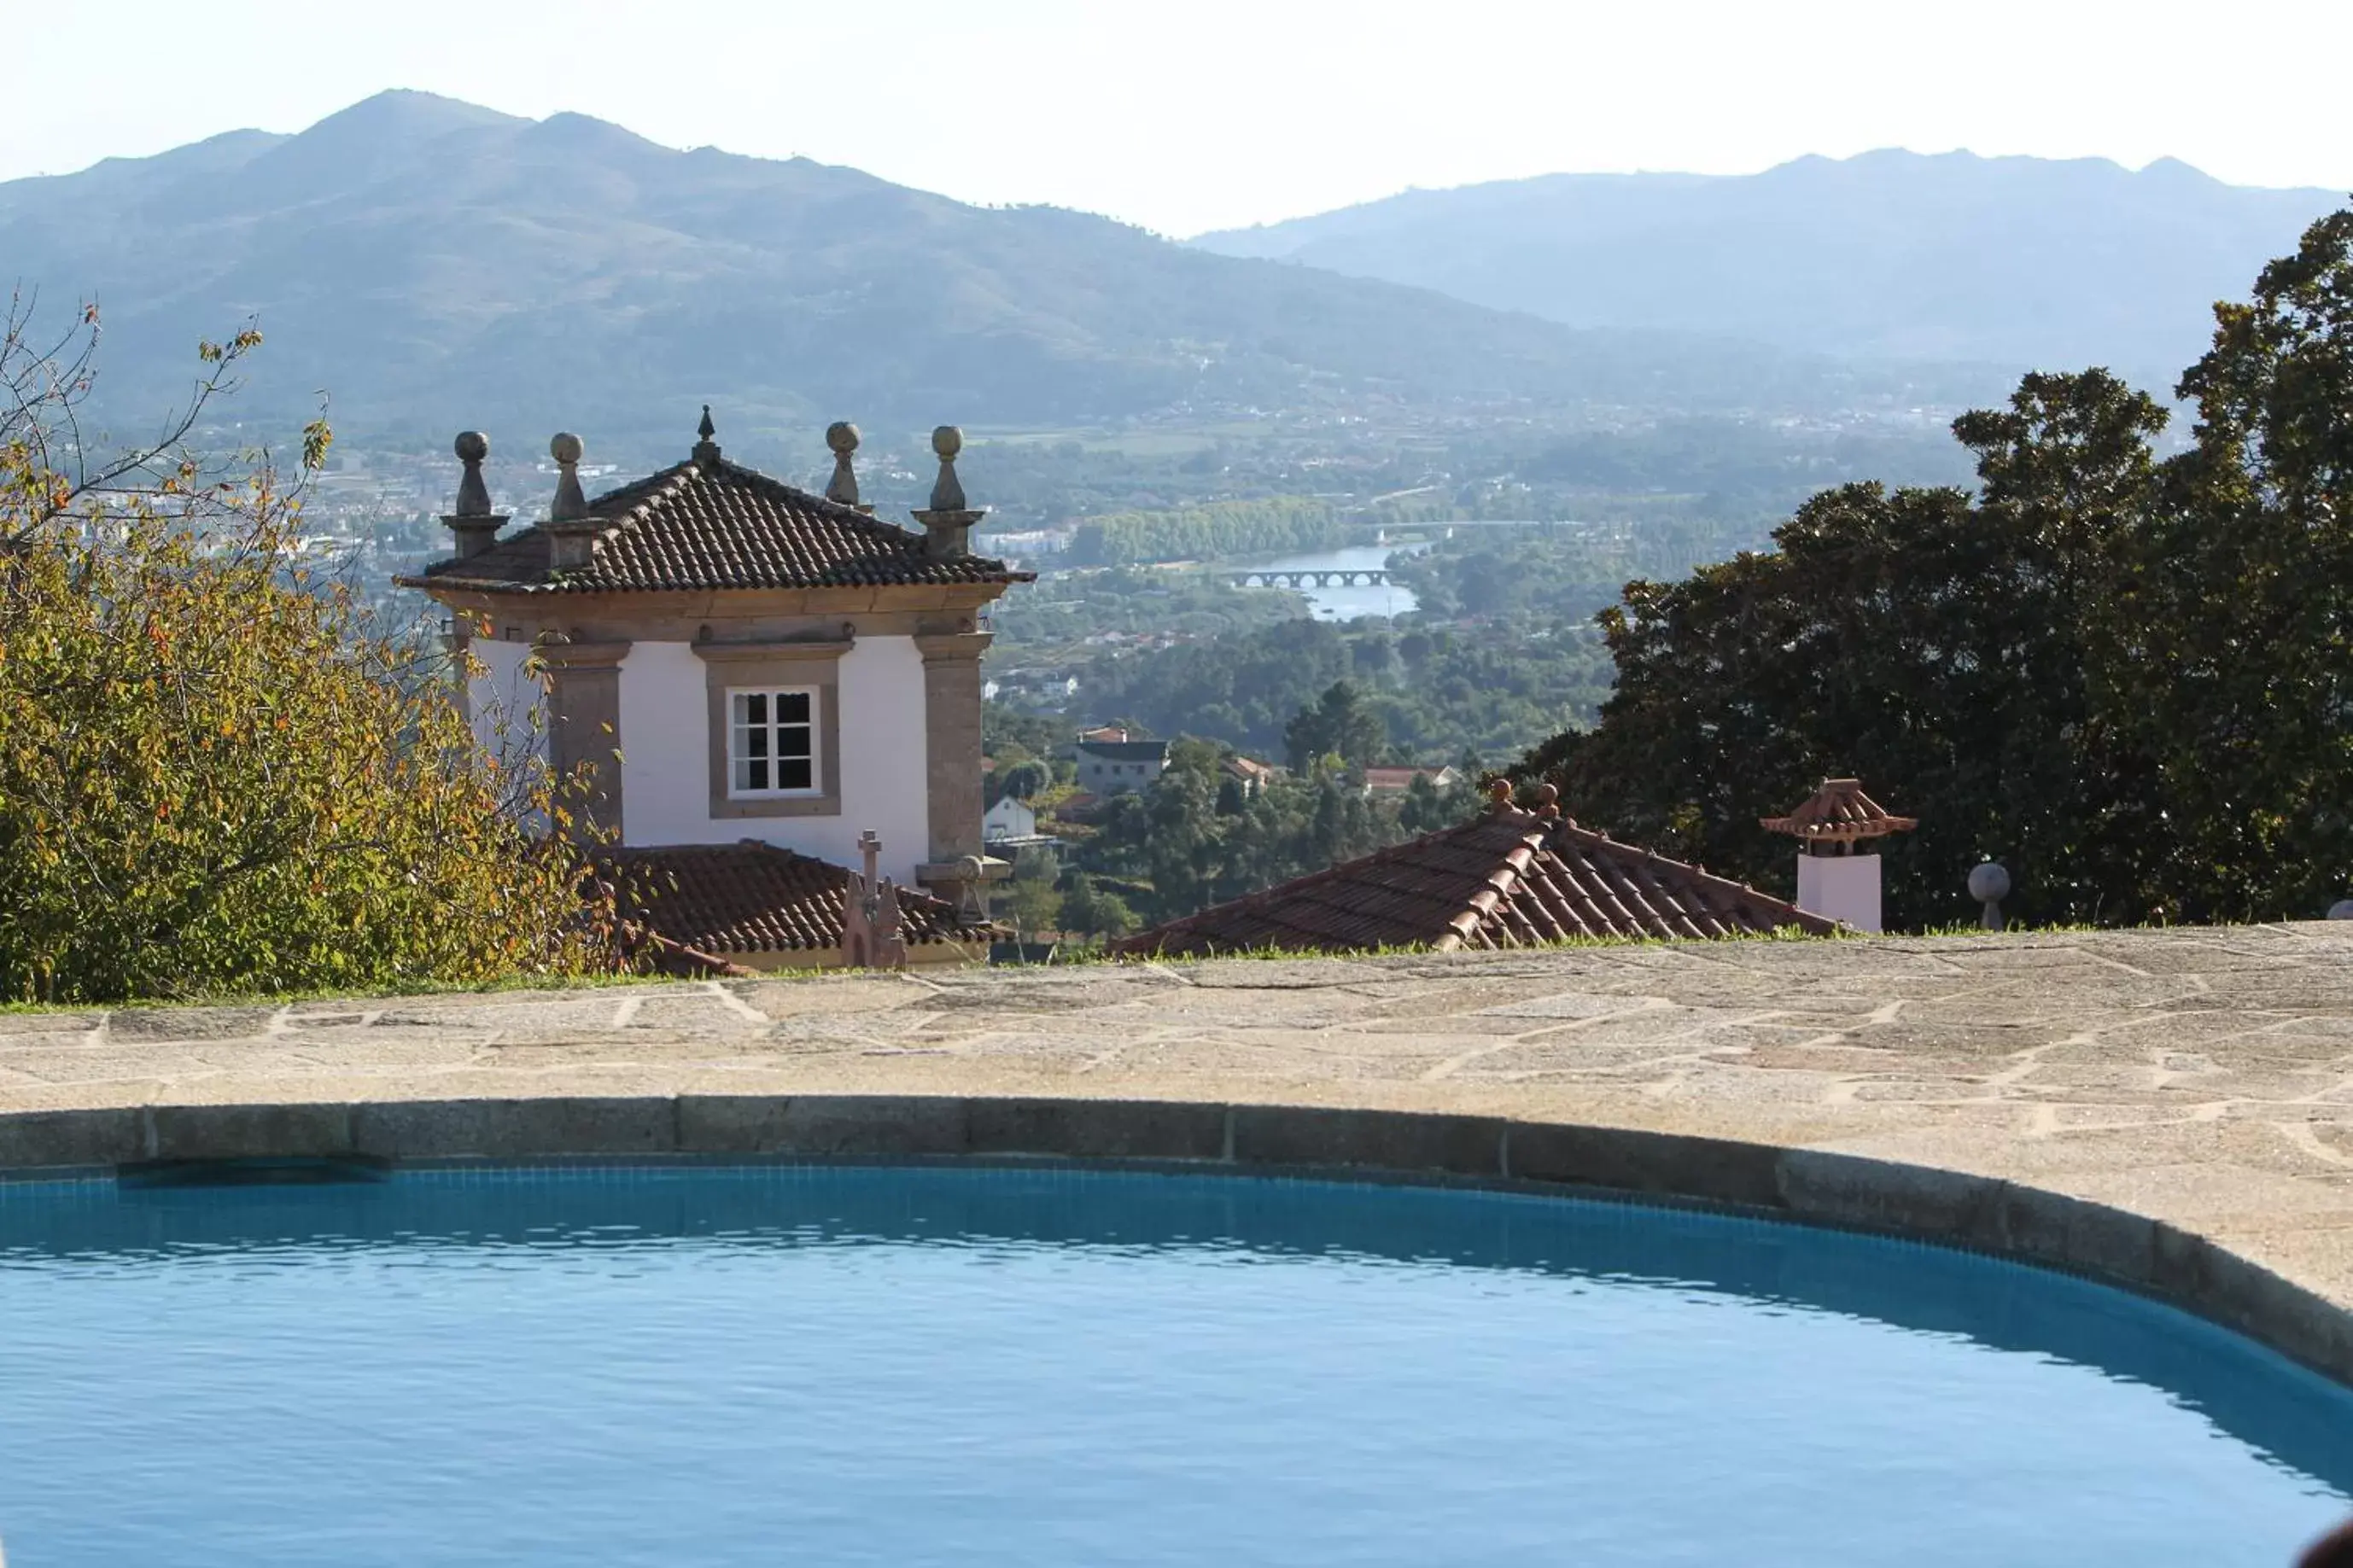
[0,296,622,1001]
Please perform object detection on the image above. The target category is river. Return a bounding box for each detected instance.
[1230,540,1433,621]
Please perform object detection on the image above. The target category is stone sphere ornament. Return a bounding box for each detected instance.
[550,432,584,464]
[1968,860,2011,933]
[454,430,488,463]
[826,421,861,455]
[931,425,962,460]
[1966,862,2011,905]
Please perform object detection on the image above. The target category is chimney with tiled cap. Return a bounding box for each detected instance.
[1760,778,1917,933]
[542,432,597,571]
[912,425,983,557]
[441,431,507,558]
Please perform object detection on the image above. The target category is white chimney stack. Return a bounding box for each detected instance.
[1760,778,1917,933]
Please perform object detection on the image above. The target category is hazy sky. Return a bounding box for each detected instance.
[10,0,2350,235]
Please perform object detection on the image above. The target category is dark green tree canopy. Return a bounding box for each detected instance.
[1520,205,2353,930]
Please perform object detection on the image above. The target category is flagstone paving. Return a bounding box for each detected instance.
[8,923,2353,1338]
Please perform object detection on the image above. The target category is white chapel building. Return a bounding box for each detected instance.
[400,411,1031,970]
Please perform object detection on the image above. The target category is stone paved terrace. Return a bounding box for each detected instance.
[8,924,2353,1376]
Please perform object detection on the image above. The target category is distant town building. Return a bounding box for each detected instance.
[1075,735,1171,796]
[983,796,1039,843]
[1361,764,1461,796]
[1222,755,1279,796]
[399,414,1031,968]
[1116,782,1832,958]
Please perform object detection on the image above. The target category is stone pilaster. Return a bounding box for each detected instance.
[914,630,1007,912]
[538,639,632,843]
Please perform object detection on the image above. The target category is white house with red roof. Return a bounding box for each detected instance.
[398,412,1030,968]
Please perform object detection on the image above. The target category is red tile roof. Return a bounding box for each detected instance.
[1114,801,1831,959]
[1760,778,1918,843]
[401,451,1031,596]
[601,842,994,957]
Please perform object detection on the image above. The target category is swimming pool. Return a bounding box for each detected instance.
[1,1163,2346,1565]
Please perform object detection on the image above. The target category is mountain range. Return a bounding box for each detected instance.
[0,91,1969,456]
[7,95,2338,459]
[1194,152,2346,381]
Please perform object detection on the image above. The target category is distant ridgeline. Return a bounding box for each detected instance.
[1065,498,1346,567]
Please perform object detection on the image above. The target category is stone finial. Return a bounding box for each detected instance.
[453,431,492,515]
[692,405,721,465]
[441,430,507,559]
[825,421,861,507]
[911,423,984,559]
[1534,782,1562,821]
[549,433,587,521]
[928,425,966,511]
[1487,778,1515,812]
[544,433,598,571]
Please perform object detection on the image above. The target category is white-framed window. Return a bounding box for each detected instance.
[728,686,819,796]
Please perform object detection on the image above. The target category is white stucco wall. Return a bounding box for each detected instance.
[1796,853,1883,933]
[465,638,546,772]
[620,636,933,884]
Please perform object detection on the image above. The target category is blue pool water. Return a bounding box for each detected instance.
[0,1164,2348,1566]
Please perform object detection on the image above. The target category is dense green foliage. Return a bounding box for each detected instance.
[1072,615,1612,764]
[1387,528,1636,622]
[0,322,620,1001]
[1066,498,1344,567]
[1066,740,1481,928]
[988,567,1306,650]
[1520,207,2353,930]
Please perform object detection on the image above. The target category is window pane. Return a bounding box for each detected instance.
[748,758,769,790]
[775,691,811,724]
[776,758,813,791]
[777,723,811,761]
[744,691,768,725]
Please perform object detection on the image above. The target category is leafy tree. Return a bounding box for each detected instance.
[995,759,1052,802]
[0,306,617,1001]
[1518,206,2353,929]
[1284,680,1387,773]
[1001,848,1065,939]
[1057,874,1137,941]
[2104,210,2353,920]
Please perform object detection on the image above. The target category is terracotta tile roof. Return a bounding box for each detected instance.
[400,452,1031,596]
[601,842,993,957]
[1760,778,1918,843]
[1114,804,1832,959]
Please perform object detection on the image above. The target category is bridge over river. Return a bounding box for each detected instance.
[1232,568,1389,589]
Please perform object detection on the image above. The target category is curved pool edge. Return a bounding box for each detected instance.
[3,1092,2348,1387]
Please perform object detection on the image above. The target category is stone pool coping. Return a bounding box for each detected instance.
[6,924,2353,1384]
